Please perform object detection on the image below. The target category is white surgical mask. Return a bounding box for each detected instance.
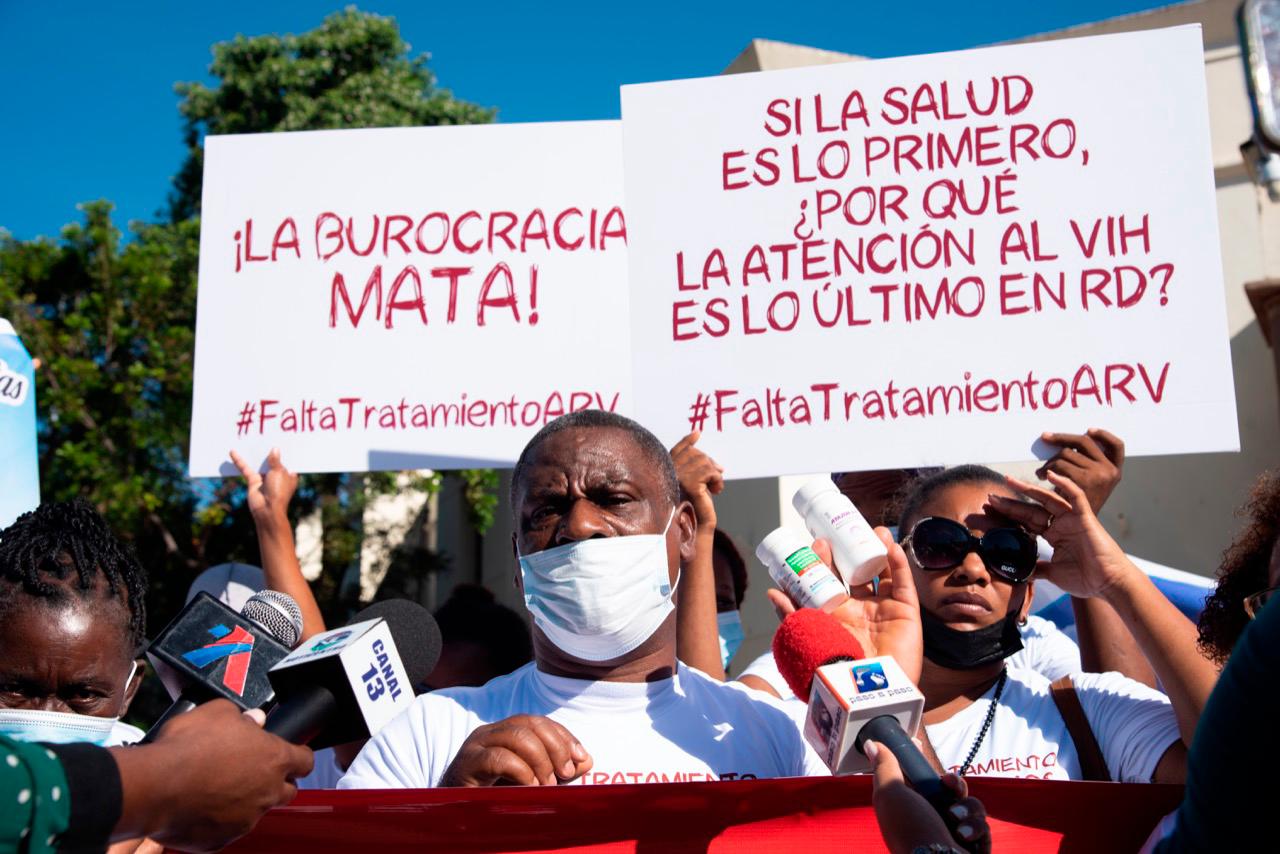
[519,510,678,662]
[0,708,145,747]
[717,610,745,670]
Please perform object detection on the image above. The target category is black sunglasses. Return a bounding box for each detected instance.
[903,517,1039,584]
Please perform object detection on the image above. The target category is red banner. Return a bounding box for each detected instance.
[224,777,1182,852]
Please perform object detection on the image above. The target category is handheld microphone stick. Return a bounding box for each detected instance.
[141,590,304,743]
[264,598,442,747]
[855,716,953,811]
[773,609,955,811]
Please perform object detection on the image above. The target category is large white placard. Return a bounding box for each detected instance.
[621,26,1238,478]
[190,122,631,476]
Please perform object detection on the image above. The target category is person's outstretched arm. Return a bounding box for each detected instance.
[110,701,313,851]
[231,448,326,640]
[4,701,312,853]
[1037,429,1156,687]
[994,474,1218,781]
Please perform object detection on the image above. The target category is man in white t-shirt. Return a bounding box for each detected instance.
[341,411,827,789]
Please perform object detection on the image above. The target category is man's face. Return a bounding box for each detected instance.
[513,426,693,586]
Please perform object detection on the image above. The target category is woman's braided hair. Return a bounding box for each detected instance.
[0,499,147,647]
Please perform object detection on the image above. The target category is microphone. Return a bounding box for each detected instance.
[773,609,951,810]
[263,598,442,748]
[142,590,304,742]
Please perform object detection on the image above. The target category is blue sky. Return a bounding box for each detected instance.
[1,1,1176,240]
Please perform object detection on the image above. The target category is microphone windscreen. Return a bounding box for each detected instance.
[242,590,303,648]
[772,608,865,702]
[352,599,442,686]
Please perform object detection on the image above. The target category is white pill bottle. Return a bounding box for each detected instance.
[791,479,887,587]
[754,527,846,609]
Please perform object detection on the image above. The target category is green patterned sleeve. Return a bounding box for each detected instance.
[0,736,70,854]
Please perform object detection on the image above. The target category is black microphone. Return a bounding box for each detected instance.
[142,590,303,742]
[264,598,441,748]
[855,716,954,811]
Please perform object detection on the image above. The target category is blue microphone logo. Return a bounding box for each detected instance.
[852,662,889,693]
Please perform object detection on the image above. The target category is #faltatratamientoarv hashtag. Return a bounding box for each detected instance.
[687,392,710,433]
[236,401,257,436]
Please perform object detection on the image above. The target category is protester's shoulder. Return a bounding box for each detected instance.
[997,666,1167,714]
[995,665,1059,710]
[1020,614,1063,639]
[681,663,765,700]
[426,662,538,714]
[1067,670,1171,704]
[1021,615,1079,653]
[739,650,781,681]
[374,662,536,738]
[1010,615,1081,679]
[1002,664,1053,691]
[682,664,802,720]
[1002,665,1169,708]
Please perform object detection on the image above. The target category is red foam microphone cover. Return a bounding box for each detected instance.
[771,608,865,702]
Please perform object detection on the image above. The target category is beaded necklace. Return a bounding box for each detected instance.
[956,668,1008,777]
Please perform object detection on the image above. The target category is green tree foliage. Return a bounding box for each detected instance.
[459,468,501,533]
[0,8,498,641]
[169,6,494,220]
[0,206,212,592]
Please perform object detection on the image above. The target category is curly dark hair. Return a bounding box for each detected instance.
[0,499,148,649]
[1198,470,1280,665]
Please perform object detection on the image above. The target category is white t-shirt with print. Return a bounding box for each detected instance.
[924,667,1180,782]
[737,614,1081,701]
[339,662,828,788]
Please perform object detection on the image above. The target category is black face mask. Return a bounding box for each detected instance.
[921,608,1024,670]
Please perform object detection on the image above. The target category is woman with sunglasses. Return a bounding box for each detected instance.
[901,465,1215,783]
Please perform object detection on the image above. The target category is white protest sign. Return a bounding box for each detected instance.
[190,122,631,476]
[621,26,1238,478]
